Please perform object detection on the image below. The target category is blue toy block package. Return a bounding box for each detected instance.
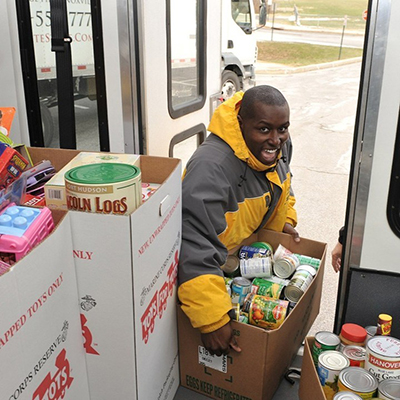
[0,203,54,265]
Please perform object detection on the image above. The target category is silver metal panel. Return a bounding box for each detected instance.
[346,0,391,270]
[120,0,141,154]
[335,0,392,329]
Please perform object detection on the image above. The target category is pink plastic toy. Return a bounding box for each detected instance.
[0,203,54,265]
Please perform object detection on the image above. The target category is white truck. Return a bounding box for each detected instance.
[30,0,96,145]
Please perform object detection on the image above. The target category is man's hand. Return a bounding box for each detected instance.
[331,242,342,273]
[283,223,300,242]
[201,321,241,356]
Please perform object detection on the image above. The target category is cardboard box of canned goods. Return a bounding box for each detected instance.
[178,230,327,400]
[28,147,182,400]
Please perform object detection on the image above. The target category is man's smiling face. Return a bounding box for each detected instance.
[238,101,290,166]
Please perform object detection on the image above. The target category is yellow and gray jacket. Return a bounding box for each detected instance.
[178,92,297,333]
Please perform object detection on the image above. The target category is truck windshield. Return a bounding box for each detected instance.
[231,0,252,31]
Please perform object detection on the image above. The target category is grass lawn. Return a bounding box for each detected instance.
[257,41,363,67]
[285,0,368,17]
[271,0,368,31]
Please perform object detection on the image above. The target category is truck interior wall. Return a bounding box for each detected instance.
[344,268,400,338]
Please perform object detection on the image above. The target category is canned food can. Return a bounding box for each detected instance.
[273,254,299,278]
[238,245,272,259]
[224,277,233,296]
[221,255,240,277]
[312,331,341,366]
[338,367,378,399]
[240,257,272,279]
[273,244,293,261]
[230,277,252,306]
[378,378,400,399]
[293,253,321,270]
[334,392,363,400]
[250,241,274,255]
[284,264,316,302]
[242,293,288,330]
[229,303,241,321]
[342,345,366,368]
[365,325,378,342]
[239,312,249,324]
[365,336,400,382]
[318,351,350,392]
[251,277,286,299]
[377,314,393,336]
[65,163,142,215]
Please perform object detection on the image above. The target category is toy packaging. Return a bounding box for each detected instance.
[0,107,16,137]
[0,143,29,190]
[0,203,54,266]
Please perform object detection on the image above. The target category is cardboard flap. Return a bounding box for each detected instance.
[299,337,327,400]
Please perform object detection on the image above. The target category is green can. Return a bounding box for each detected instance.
[251,277,285,299]
[294,254,321,270]
[312,331,341,366]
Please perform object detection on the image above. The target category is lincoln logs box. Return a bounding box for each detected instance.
[29,147,182,400]
[178,230,327,400]
[0,211,91,400]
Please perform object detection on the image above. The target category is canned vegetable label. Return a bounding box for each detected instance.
[312,331,341,366]
[338,367,378,399]
[250,241,274,255]
[294,254,321,270]
[317,351,350,395]
[251,277,285,299]
[231,277,251,306]
[240,257,272,279]
[242,293,288,330]
[239,245,272,259]
[365,336,400,382]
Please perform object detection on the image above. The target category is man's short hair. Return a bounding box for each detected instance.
[239,85,288,119]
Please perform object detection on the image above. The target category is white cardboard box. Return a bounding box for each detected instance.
[0,211,91,400]
[30,148,182,400]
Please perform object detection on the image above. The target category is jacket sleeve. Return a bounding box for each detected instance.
[178,156,233,333]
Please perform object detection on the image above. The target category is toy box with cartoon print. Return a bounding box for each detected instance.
[178,229,327,400]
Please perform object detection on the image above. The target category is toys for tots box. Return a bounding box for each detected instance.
[29,148,182,400]
[0,211,90,400]
[178,230,327,400]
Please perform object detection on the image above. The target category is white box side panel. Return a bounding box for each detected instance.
[70,212,136,399]
[131,163,182,400]
[0,215,90,399]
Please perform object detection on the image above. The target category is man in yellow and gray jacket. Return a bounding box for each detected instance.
[178,85,299,356]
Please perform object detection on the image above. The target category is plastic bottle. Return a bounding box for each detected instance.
[339,323,367,352]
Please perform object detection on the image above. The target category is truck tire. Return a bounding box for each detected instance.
[221,71,241,101]
[40,103,55,147]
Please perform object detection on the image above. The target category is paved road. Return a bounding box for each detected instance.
[254,26,365,48]
[256,61,363,337]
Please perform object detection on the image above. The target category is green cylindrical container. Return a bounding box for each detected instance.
[65,163,142,215]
